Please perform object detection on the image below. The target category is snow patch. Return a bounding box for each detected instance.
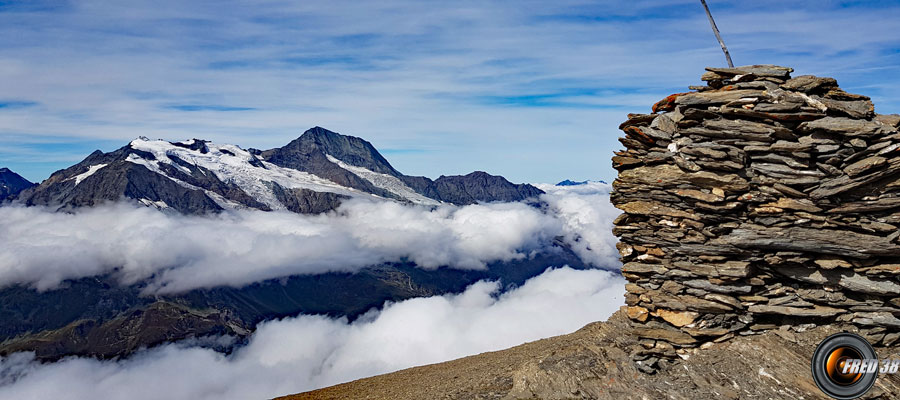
[126,138,372,210]
[138,198,169,209]
[68,164,108,186]
[325,154,440,206]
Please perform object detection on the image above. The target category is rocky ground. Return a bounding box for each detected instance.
[282,308,900,399]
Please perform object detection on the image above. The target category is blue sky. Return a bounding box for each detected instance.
[1,0,899,184]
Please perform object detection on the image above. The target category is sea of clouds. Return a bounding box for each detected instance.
[0,182,624,399]
[0,182,621,294]
[0,267,625,399]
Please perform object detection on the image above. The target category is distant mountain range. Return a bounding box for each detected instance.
[7,127,543,214]
[556,179,607,186]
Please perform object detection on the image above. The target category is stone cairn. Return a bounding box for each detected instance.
[611,65,900,373]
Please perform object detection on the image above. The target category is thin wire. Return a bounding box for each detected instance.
[701,0,734,68]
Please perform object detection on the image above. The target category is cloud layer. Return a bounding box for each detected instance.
[0,183,625,398]
[0,266,626,400]
[0,184,620,294]
[536,182,620,267]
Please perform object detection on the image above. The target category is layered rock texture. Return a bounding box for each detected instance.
[612,65,900,371]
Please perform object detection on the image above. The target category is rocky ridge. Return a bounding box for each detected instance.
[13,127,543,214]
[557,179,608,186]
[0,168,34,200]
[612,65,900,371]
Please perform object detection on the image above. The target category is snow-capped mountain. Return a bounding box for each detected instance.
[0,168,35,200]
[0,128,576,363]
[14,127,543,214]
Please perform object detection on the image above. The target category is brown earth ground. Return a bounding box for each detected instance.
[279,308,900,400]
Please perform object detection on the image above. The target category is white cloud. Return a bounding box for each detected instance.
[536,182,620,267]
[0,184,620,294]
[0,266,626,400]
[3,1,898,183]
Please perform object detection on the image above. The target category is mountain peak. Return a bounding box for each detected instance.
[290,126,401,177]
[301,126,341,139]
[0,167,36,200]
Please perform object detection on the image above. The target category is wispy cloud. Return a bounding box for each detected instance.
[164,104,256,112]
[0,1,898,183]
[0,101,38,109]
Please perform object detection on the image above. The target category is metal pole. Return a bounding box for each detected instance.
[700,0,734,68]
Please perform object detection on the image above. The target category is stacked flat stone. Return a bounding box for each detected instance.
[611,64,900,373]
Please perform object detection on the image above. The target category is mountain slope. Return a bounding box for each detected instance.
[263,126,403,177]
[260,127,545,206]
[259,127,405,201]
[13,127,543,214]
[282,309,900,400]
[17,140,256,214]
[0,168,34,200]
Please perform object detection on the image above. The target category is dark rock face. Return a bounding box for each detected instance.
[611,64,900,367]
[421,171,545,205]
[399,172,544,205]
[262,127,545,205]
[294,126,402,176]
[262,127,400,199]
[20,158,223,215]
[271,183,348,214]
[15,135,360,214]
[397,174,434,194]
[0,168,35,200]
